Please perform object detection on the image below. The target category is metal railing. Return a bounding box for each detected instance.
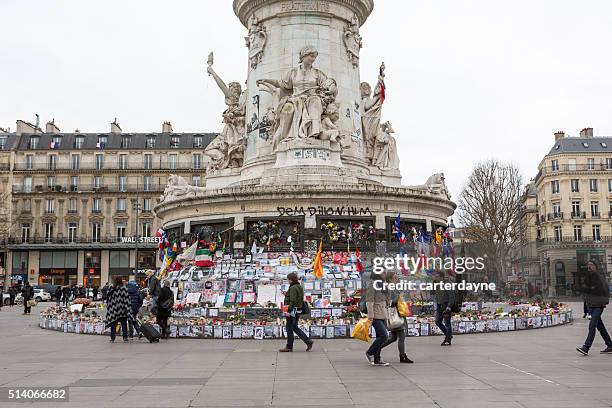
[6,236,159,245]
[546,212,563,220]
[570,211,586,219]
[540,163,612,176]
[13,162,204,171]
[12,183,165,193]
[536,236,612,246]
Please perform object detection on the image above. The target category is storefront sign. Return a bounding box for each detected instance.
[120,236,162,243]
[277,206,372,217]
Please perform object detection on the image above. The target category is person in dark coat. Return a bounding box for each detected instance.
[101,282,110,301]
[146,271,161,309]
[22,281,34,315]
[78,285,86,299]
[8,286,17,306]
[434,273,456,346]
[61,286,71,307]
[92,286,99,301]
[279,272,313,352]
[155,280,174,339]
[576,261,612,355]
[54,286,62,305]
[0,284,3,310]
[71,285,78,300]
[126,280,143,338]
[105,277,132,343]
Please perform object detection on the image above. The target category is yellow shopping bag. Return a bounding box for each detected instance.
[397,296,412,317]
[351,318,372,342]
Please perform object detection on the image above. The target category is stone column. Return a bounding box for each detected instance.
[77,250,85,286]
[100,250,110,285]
[28,250,39,285]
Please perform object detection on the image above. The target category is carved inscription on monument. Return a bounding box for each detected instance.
[293,148,331,161]
[280,1,330,13]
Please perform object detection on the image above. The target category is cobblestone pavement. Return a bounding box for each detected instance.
[0,302,610,408]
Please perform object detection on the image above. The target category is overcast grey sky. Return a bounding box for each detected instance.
[1,0,611,199]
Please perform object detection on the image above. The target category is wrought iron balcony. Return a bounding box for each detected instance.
[12,183,165,194]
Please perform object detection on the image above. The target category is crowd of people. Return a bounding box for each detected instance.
[3,260,610,362]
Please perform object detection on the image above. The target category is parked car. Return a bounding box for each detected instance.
[33,288,52,303]
[33,284,60,300]
[2,292,23,305]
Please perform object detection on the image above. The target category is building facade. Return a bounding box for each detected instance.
[534,128,612,296]
[0,119,215,287]
[510,182,542,295]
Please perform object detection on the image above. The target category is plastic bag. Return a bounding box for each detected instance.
[351,318,372,342]
[397,296,412,317]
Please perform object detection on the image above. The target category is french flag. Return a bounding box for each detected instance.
[393,214,406,243]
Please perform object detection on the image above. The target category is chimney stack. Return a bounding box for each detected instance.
[111,118,122,134]
[46,119,60,134]
[162,121,173,133]
[16,120,41,136]
[554,131,565,141]
[579,127,593,138]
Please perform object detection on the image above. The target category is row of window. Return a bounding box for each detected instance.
[25,152,203,170]
[21,221,153,243]
[550,157,612,171]
[548,200,612,218]
[21,175,203,192]
[549,225,604,242]
[24,197,154,214]
[550,179,612,193]
[28,135,205,150]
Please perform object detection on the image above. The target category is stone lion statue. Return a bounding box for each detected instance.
[159,174,198,203]
[414,173,450,198]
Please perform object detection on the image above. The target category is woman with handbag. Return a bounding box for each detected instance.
[279,272,314,352]
[156,280,174,339]
[22,281,35,315]
[381,274,413,363]
[365,271,391,366]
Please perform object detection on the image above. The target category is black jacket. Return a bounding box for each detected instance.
[580,272,610,308]
[22,285,34,301]
[126,283,143,315]
[156,287,174,318]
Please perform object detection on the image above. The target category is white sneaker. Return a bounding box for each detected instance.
[372,360,390,366]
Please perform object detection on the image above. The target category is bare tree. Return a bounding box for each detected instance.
[458,160,523,284]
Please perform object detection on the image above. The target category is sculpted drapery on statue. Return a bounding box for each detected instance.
[257,46,338,151]
[360,81,382,162]
[372,121,399,170]
[205,54,246,170]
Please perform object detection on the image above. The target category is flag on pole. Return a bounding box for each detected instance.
[392,213,406,243]
[312,240,324,279]
[378,62,386,103]
[355,247,364,273]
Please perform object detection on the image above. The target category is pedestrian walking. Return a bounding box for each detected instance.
[62,286,71,307]
[279,272,314,352]
[364,271,391,366]
[71,285,78,301]
[54,286,62,305]
[146,270,161,310]
[126,280,143,338]
[155,280,174,339]
[105,277,131,343]
[0,284,4,310]
[576,261,612,356]
[583,301,591,319]
[381,274,413,363]
[101,282,110,302]
[8,286,16,306]
[22,281,34,315]
[92,286,99,301]
[434,273,455,346]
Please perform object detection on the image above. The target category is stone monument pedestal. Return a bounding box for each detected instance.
[205,167,242,190]
[259,139,358,185]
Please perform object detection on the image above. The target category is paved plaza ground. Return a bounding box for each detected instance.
[0,302,610,408]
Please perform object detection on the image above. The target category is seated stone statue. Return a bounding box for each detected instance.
[372,121,399,170]
[257,45,337,151]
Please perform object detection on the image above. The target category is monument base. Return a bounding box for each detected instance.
[205,167,242,190]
